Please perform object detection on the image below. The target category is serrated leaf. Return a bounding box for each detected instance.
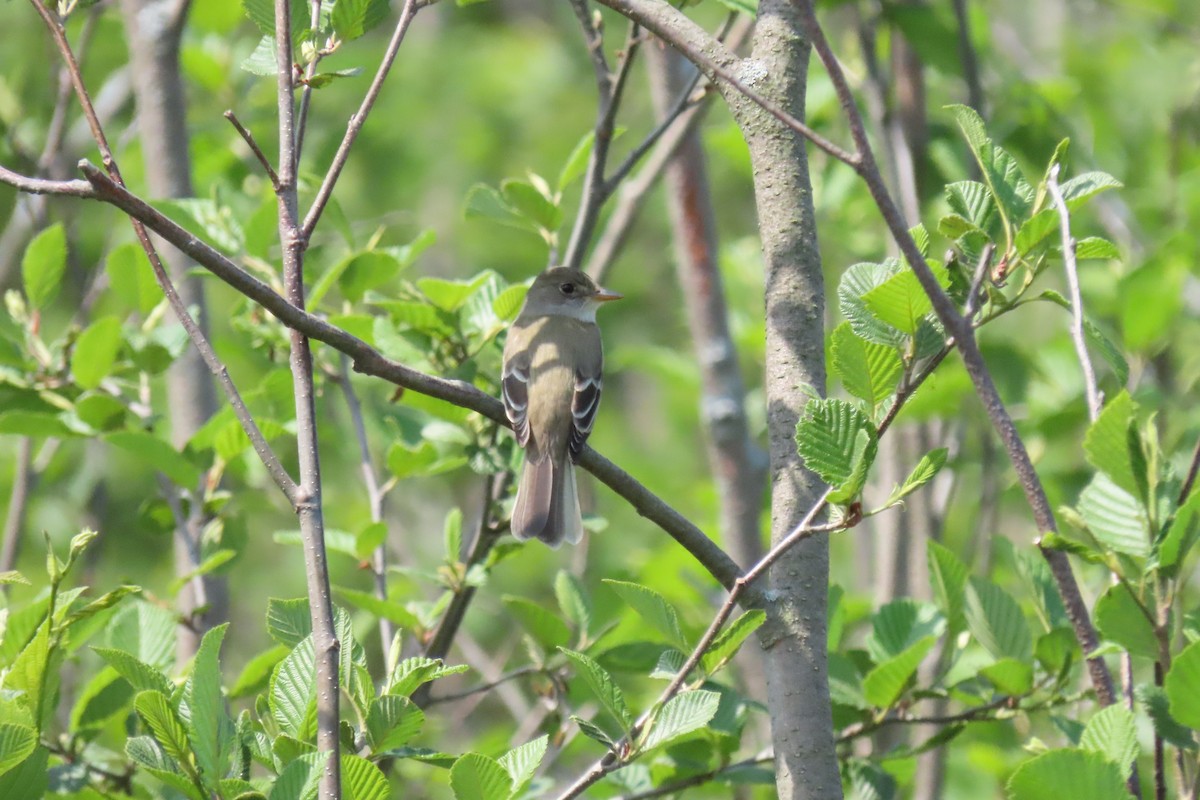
[105,601,176,669]
[498,735,547,794]
[1137,685,1196,751]
[949,105,1034,232]
[417,274,490,313]
[1084,318,1129,386]
[945,181,994,229]
[0,723,37,777]
[387,657,469,697]
[267,599,312,648]
[863,636,936,708]
[69,667,133,732]
[463,184,539,234]
[1059,171,1123,208]
[867,599,945,661]
[270,637,316,738]
[1080,705,1138,778]
[885,448,949,507]
[230,644,288,699]
[22,224,67,309]
[1015,209,1059,255]
[336,587,421,629]
[492,284,527,322]
[980,657,1034,694]
[555,571,591,637]
[0,745,48,799]
[1166,640,1200,730]
[1083,392,1141,499]
[443,507,463,562]
[1006,748,1131,800]
[838,260,906,346]
[93,647,173,702]
[1094,583,1157,660]
[134,691,196,779]
[602,580,687,649]
[559,648,633,731]
[1077,473,1150,558]
[336,251,403,303]
[449,753,512,800]
[367,695,424,753]
[862,267,934,334]
[187,624,229,788]
[1158,490,1200,574]
[794,398,878,503]
[964,577,1032,661]
[500,179,561,232]
[340,753,389,800]
[501,596,571,651]
[638,690,720,752]
[830,323,902,408]
[701,609,765,673]
[570,714,615,746]
[1074,237,1120,260]
[330,0,389,41]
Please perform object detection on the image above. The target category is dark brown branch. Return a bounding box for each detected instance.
[424,666,539,706]
[301,0,420,239]
[224,110,280,189]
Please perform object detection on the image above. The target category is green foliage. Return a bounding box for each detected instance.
[795,398,878,504]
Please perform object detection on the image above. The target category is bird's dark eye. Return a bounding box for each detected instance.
[560,283,576,295]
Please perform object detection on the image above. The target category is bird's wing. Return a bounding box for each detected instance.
[502,352,531,449]
[568,365,602,463]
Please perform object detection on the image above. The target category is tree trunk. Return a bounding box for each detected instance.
[118,0,224,664]
[726,2,840,796]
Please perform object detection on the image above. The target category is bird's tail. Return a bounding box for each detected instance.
[512,452,583,547]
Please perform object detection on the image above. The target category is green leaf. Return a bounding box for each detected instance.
[1075,237,1120,260]
[949,105,1034,232]
[838,260,906,346]
[638,690,721,752]
[336,587,421,629]
[884,448,949,507]
[230,644,288,698]
[1137,685,1196,751]
[867,599,944,661]
[980,657,1034,694]
[714,0,757,15]
[492,284,527,322]
[1094,583,1157,660]
[106,431,201,488]
[340,754,390,800]
[1158,490,1200,573]
[267,598,312,648]
[863,636,936,708]
[153,199,244,255]
[501,596,571,651]
[571,714,615,746]
[555,571,591,637]
[945,181,994,230]
[337,251,403,303]
[1015,209,1059,255]
[367,695,424,754]
[187,624,229,788]
[69,667,133,731]
[559,648,633,731]
[4,621,54,732]
[557,131,595,192]
[22,224,67,309]
[71,316,124,390]
[449,753,512,800]
[330,0,389,40]
[830,323,902,408]
[463,184,538,234]
[602,580,687,649]
[93,647,174,696]
[1083,391,1141,499]
[861,267,934,335]
[0,746,47,799]
[268,751,325,800]
[270,637,316,739]
[1059,171,1123,208]
[106,601,176,669]
[354,522,387,561]
[1084,318,1130,386]
[386,657,469,697]
[498,736,548,796]
[0,723,37,777]
[444,507,463,562]
[135,691,197,778]
[500,179,561,232]
[1077,473,1150,559]
[701,609,765,673]
[1165,640,1200,729]
[417,274,490,313]
[794,398,878,504]
[1080,705,1138,778]
[1006,748,1131,800]
[964,577,1032,661]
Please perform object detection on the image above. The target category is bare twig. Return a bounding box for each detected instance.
[836,695,1016,742]
[224,110,280,189]
[0,166,95,197]
[424,666,539,706]
[336,355,394,655]
[301,0,420,239]
[615,752,774,800]
[1048,164,1101,421]
[273,0,341,792]
[562,14,642,270]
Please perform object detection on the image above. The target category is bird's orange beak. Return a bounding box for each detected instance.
[594,287,623,302]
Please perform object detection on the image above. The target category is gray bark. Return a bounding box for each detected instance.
[727,3,839,796]
[119,0,224,663]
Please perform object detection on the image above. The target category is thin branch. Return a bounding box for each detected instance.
[963,244,996,319]
[0,166,95,197]
[274,0,341,791]
[593,0,858,165]
[301,0,420,240]
[1180,434,1200,506]
[562,13,642,270]
[1048,164,1101,421]
[836,695,1016,742]
[424,666,539,706]
[335,355,394,655]
[224,110,280,189]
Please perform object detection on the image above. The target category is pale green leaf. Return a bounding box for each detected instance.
[964,577,1032,661]
[602,580,686,649]
[794,398,878,503]
[559,648,633,731]
[884,448,949,507]
[863,636,936,708]
[638,690,720,752]
[830,323,902,408]
[1080,705,1138,778]
[22,224,67,309]
[498,735,548,795]
[71,316,124,390]
[701,610,765,673]
[1006,748,1131,800]
[449,753,512,800]
[1166,640,1200,730]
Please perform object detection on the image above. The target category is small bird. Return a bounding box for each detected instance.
[501,267,622,546]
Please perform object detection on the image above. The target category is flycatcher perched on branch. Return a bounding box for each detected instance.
[501,267,622,546]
